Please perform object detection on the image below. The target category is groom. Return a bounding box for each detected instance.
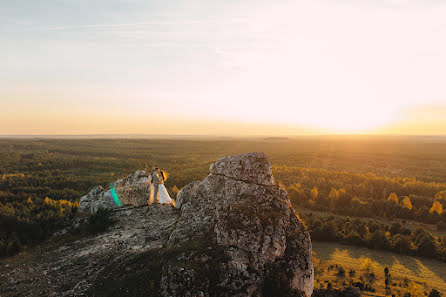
[152,168,163,203]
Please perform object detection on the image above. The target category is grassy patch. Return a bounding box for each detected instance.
[313,241,446,296]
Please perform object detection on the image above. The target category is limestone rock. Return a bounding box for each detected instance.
[112,170,151,206]
[175,180,200,209]
[209,152,275,186]
[162,152,313,297]
[78,186,109,214]
[79,170,152,214]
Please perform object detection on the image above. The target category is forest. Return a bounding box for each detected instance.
[1,137,446,260]
[280,167,446,224]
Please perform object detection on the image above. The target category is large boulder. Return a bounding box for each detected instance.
[162,152,314,297]
[175,180,200,209]
[112,170,151,206]
[78,170,152,214]
[78,186,111,214]
[209,152,275,186]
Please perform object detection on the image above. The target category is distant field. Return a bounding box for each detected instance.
[313,241,446,296]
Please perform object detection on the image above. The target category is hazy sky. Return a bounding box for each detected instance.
[1,0,446,135]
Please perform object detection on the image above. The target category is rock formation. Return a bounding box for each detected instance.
[79,170,152,213]
[174,180,200,209]
[1,152,314,297]
[162,152,314,297]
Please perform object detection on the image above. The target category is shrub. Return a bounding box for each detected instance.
[337,266,345,277]
[429,288,442,297]
[360,258,376,276]
[437,221,446,231]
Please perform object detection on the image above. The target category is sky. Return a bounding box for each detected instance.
[1,0,446,135]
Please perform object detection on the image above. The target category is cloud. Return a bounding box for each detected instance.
[31,18,247,32]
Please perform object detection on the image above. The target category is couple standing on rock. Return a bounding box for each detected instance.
[150,167,174,206]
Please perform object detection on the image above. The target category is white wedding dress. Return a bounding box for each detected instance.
[149,183,174,206]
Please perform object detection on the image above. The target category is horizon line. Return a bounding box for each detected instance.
[2,133,446,139]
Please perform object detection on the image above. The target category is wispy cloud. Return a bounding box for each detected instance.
[31,18,247,32]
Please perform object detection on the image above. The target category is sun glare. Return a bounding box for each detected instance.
[294,104,396,133]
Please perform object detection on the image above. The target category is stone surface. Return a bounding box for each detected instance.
[175,180,200,209]
[210,152,275,186]
[112,170,151,206]
[1,152,314,297]
[0,205,180,297]
[163,152,313,297]
[79,170,152,214]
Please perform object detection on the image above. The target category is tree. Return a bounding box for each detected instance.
[417,234,439,257]
[428,288,442,297]
[322,221,338,241]
[368,230,388,250]
[287,186,306,205]
[437,221,446,231]
[328,188,339,209]
[360,258,376,276]
[390,222,402,235]
[392,234,411,254]
[405,282,424,297]
[435,191,446,201]
[402,197,412,210]
[430,201,443,215]
[387,193,399,204]
[311,187,319,201]
[329,188,339,200]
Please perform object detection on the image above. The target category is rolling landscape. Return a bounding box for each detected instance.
[2,0,446,295]
[1,137,445,296]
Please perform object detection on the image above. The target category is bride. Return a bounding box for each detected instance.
[149,168,175,206]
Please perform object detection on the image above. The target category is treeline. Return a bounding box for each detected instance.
[0,140,214,257]
[0,140,212,203]
[302,213,446,262]
[275,167,446,224]
[0,195,77,257]
[2,138,446,259]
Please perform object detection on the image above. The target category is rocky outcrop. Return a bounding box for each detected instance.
[0,205,181,297]
[175,180,200,209]
[162,152,314,297]
[79,170,152,214]
[1,152,313,297]
[209,152,275,186]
